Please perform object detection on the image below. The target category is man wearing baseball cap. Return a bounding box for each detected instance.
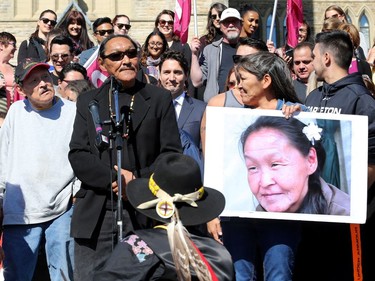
[0,58,77,280]
[190,7,242,102]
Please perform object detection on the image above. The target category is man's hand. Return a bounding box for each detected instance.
[112,165,135,200]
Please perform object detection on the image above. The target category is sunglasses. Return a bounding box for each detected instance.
[293,60,312,66]
[95,29,114,36]
[116,23,131,30]
[102,49,138,61]
[159,20,174,27]
[211,14,221,20]
[232,55,243,64]
[51,53,71,61]
[40,18,57,26]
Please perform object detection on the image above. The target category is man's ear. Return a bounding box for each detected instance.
[15,85,27,97]
[323,52,331,66]
[98,57,107,72]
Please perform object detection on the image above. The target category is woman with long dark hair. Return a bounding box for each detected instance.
[17,9,57,63]
[59,10,94,60]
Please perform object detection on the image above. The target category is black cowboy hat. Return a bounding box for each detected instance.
[126,153,225,226]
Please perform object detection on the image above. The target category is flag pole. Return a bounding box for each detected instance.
[193,0,198,36]
[268,0,278,42]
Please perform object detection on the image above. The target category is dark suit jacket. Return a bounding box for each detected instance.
[177,95,206,147]
[69,79,182,239]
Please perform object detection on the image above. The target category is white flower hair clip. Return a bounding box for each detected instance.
[302,122,322,145]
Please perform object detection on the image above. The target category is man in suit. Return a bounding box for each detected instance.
[68,34,182,281]
[159,50,206,148]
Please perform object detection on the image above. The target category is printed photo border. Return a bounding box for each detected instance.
[204,107,368,223]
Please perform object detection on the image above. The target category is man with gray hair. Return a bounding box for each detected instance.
[190,7,242,102]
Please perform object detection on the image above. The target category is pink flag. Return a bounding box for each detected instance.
[286,0,303,48]
[174,0,191,44]
[84,48,109,88]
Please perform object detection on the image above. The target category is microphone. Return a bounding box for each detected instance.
[88,100,109,151]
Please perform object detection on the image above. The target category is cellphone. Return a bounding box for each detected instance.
[285,49,294,57]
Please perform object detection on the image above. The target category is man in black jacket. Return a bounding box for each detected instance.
[68,34,182,281]
[298,30,375,281]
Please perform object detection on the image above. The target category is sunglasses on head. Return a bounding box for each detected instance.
[95,29,114,36]
[40,18,57,26]
[116,23,131,30]
[159,20,174,27]
[102,49,138,61]
[232,55,243,64]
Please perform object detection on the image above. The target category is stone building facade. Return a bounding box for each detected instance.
[0,0,374,63]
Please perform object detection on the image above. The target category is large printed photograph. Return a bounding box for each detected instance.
[204,107,368,223]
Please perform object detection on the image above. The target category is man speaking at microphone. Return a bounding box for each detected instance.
[68,34,182,281]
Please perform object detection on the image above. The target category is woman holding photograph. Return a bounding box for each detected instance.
[211,52,306,281]
[241,116,350,215]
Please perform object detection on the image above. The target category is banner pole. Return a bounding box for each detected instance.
[268,0,278,42]
[193,0,198,36]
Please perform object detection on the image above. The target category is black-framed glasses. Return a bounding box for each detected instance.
[40,18,57,26]
[232,55,243,64]
[159,20,174,27]
[95,29,114,36]
[8,41,16,48]
[149,41,163,48]
[51,53,71,61]
[102,49,138,61]
[211,14,221,20]
[116,23,131,30]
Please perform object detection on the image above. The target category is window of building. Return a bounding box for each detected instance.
[359,13,370,48]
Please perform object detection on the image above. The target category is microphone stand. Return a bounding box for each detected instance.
[112,82,125,242]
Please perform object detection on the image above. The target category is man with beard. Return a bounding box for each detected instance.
[190,8,242,102]
[68,34,182,281]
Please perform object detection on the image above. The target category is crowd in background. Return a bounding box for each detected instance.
[1,2,375,281]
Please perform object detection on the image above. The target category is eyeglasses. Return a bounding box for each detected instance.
[116,23,131,30]
[232,55,243,64]
[95,29,114,36]
[149,41,163,48]
[51,53,71,61]
[40,18,57,26]
[8,42,16,48]
[293,60,312,66]
[102,49,138,61]
[159,20,174,27]
[211,14,221,20]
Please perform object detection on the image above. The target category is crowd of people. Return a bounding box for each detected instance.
[1,3,375,281]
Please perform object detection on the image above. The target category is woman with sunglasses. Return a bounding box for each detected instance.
[199,2,227,51]
[17,9,57,64]
[112,14,132,35]
[59,10,94,61]
[154,10,192,68]
[140,29,169,83]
